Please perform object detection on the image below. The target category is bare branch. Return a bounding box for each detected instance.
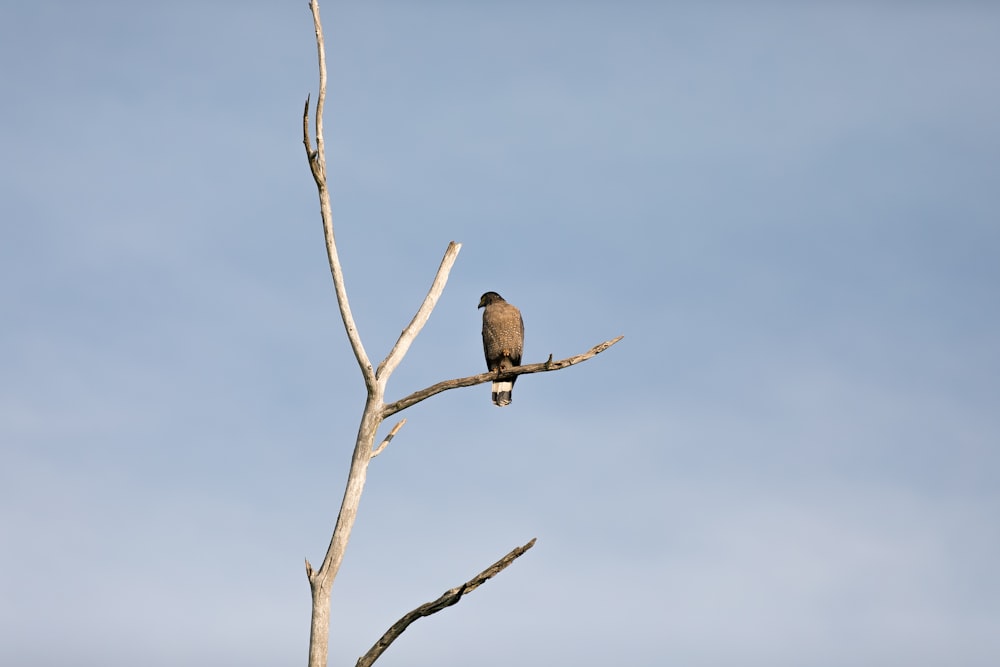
[355,538,537,667]
[376,241,462,381]
[302,95,313,157]
[310,0,327,163]
[305,0,375,388]
[371,419,407,459]
[382,335,624,418]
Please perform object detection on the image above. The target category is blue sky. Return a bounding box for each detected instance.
[2,2,999,666]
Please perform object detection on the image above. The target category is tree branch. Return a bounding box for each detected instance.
[382,335,624,418]
[376,241,462,381]
[371,418,407,459]
[302,95,313,158]
[355,538,537,667]
[303,0,375,389]
[310,0,327,169]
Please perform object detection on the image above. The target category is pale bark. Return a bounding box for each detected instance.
[301,2,621,666]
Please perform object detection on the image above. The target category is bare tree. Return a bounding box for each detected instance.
[300,3,622,666]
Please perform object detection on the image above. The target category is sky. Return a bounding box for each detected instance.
[2,1,999,666]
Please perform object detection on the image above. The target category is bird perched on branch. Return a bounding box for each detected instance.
[478,291,524,407]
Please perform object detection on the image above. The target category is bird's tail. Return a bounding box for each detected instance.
[491,380,513,407]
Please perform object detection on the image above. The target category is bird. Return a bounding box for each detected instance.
[478,291,524,407]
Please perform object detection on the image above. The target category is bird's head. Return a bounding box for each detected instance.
[478,291,504,308]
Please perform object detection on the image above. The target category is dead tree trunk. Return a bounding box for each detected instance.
[300,3,622,666]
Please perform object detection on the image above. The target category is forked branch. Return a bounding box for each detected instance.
[382,335,624,417]
[355,538,537,667]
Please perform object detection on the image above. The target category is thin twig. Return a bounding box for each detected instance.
[371,419,407,459]
[355,539,537,667]
[302,95,313,156]
[382,335,624,418]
